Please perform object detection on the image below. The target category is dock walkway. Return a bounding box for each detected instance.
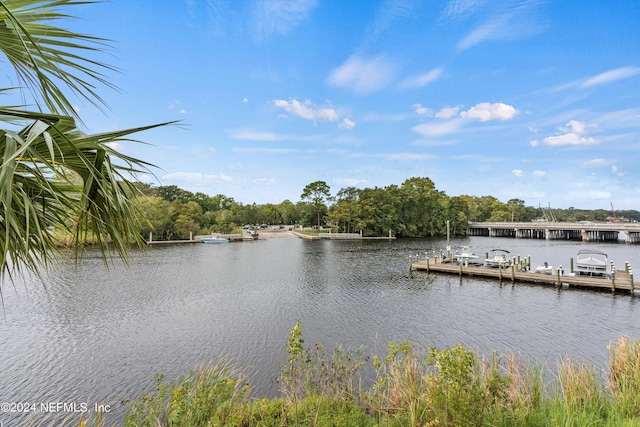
[411,257,636,294]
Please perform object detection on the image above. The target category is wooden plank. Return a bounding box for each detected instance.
[411,259,635,294]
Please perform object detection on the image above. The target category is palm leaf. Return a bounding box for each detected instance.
[0,0,176,291]
[0,107,176,281]
[0,0,116,119]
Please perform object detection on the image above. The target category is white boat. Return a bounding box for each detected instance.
[453,246,482,266]
[535,261,554,274]
[201,236,229,244]
[574,250,609,277]
[485,249,511,268]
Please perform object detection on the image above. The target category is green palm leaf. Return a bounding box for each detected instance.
[0,1,175,289]
[0,0,115,118]
[0,107,175,281]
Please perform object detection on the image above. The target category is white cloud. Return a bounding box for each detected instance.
[163,172,233,186]
[411,102,517,140]
[512,169,524,177]
[253,0,317,40]
[594,107,640,130]
[532,170,546,177]
[542,120,598,147]
[563,120,589,134]
[229,129,323,141]
[543,134,597,146]
[105,142,126,152]
[327,55,398,95]
[454,1,545,51]
[273,98,339,123]
[243,97,249,103]
[252,177,277,186]
[399,67,443,89]
[580,66,640,88]
[552,67,640,93]
[339,117,356,130]
[435,106,460,119]
[460,102,519,121]
[442,0,484,21]
[413,103,431,116]
[412,118,465,137]
[530,139,539,147]
[582,158,612,168]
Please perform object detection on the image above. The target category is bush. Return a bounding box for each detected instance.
[117,327,640,427]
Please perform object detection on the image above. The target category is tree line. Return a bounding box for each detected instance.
[132,179,640,240]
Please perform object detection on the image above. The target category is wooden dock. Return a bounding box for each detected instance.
[411,257,636,295]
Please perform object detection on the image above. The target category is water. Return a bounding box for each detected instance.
[1,236,639,425]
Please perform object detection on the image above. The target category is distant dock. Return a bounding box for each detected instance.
[411,256,636,295]
[292,231,396,240]
[146,232,247,245]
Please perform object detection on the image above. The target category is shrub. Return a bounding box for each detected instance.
[124,362,249,426]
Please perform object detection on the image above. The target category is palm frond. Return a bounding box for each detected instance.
[0,0,116,119]
[0,107,176,280]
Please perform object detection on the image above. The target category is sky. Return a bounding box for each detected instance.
[21,0,640,209]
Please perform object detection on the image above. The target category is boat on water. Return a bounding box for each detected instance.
[453,246,483,266]
[535,261,554,275]
[201,236,229,244]
[574,250,609,277]
[485,249,511,268]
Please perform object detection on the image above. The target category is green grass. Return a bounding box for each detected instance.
[61,327,640,426]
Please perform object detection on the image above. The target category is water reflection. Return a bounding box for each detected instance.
[1,236,639,424]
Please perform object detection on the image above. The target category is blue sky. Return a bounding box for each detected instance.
[49,1,640,209]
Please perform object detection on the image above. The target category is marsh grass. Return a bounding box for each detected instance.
[607,335,640,418]
[66,329,640,426]
[123,362,250,426]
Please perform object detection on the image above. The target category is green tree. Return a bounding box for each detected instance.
[137,196,173,241]
[300,180,332,228]
[0,0,172,282]
[172,201,203,239]
[488,201,511,222]
[330,187,359,232]
[444,196,470,236]
[278,199,299,226]
[400,177,442,236]
[506,198,526,222]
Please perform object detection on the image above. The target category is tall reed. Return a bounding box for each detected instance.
[607,336,640,418]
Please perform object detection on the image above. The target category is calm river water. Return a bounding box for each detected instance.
[2,235,640,424]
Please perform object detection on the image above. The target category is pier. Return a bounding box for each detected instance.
[411,256,636,295]
[467,222,640,243]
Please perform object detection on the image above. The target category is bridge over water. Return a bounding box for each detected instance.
[467,222,640,243]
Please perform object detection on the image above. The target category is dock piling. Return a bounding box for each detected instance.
[557,265,562,285]
[611,262,616,292]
